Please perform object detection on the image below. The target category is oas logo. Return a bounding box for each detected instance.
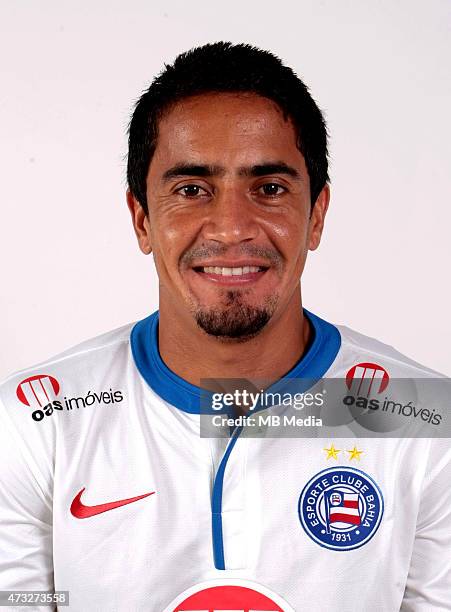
[346,362,389,397]
[16,374,60,408]
[298,467,384,551]
[164,579,294,612]
[16,374,60,407]
[16,374,63,422]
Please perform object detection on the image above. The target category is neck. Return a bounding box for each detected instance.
[158,292,311,388]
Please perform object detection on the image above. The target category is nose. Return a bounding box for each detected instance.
[201,186,259,245]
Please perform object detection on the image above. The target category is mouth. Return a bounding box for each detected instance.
[191,263,270,284]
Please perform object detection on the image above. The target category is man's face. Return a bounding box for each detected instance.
[129,92,328,340]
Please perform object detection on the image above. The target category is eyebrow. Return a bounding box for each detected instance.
[161,161,301,182]
[238,162,301,179]
[162,164,225,182]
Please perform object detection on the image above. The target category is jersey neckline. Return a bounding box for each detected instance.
[130,309,341,414]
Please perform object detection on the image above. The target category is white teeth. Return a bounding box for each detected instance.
[201,266,262,275]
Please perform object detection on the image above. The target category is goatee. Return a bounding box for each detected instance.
[195,292,278,340]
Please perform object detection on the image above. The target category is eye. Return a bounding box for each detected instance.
[257,182,287,197]
[175,184,209,198]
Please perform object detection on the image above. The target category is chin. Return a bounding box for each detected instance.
[194,295,278,341]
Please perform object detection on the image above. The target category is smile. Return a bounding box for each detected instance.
[191,263,270,285]
[199,265,264,276]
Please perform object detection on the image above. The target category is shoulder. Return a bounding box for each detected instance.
[0,319,150,491]
[0,320,137,420]
[329,320,446,378]
[16,321,134,375]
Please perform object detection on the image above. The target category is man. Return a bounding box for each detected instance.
[0,42,449,612]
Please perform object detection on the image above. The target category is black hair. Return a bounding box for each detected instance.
[127,41,329,214]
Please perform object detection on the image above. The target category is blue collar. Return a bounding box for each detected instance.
[130,309,341,414]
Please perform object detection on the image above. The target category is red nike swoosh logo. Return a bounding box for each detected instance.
[70,487,155,519]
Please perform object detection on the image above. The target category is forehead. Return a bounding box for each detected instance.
[152,92,303,170]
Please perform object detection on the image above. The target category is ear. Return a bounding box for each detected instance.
[308,184,330,251]
[126,190,152,254]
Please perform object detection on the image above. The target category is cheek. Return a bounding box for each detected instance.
[150,213,195,272]
[262,212,309,260]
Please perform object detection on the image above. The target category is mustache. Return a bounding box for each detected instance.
[180,243,283,267]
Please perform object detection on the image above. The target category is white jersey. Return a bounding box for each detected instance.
[0,309,450,611]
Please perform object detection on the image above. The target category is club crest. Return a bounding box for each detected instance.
[298,466,384,551]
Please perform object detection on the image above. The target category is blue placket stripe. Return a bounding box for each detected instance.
[211,426,243,570]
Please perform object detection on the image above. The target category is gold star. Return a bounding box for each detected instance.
[324,443,341,460]
[347,446,363,461]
